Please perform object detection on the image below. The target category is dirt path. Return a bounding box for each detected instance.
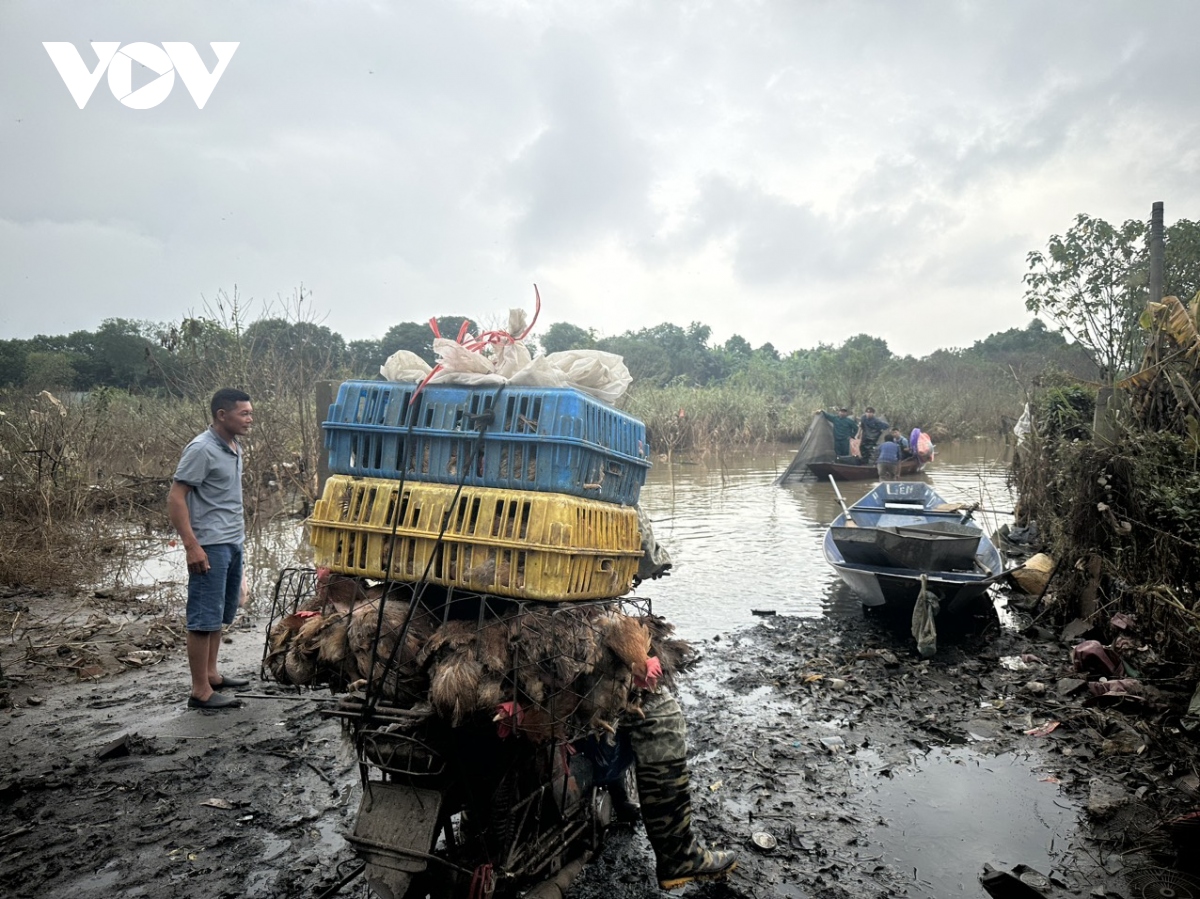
[1,593,1196,899]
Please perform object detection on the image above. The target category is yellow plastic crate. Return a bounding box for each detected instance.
[309,475,643,601]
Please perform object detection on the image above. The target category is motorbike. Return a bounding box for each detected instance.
[330,693,634,899]
[263,568,647,899]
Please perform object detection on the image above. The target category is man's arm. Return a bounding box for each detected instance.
[167,481,210,574]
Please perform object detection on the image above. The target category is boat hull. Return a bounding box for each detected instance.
[808,457,924,481]
[822,481,1006,611]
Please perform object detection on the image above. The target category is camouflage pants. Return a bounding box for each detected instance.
[622,689,688,766]
[620,690,702,871]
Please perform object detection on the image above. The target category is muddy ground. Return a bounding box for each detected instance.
[2,586,1199,899]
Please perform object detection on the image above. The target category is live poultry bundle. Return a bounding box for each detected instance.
[262,568,696,741]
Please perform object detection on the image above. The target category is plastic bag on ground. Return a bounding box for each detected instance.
[1071,640,1125,678]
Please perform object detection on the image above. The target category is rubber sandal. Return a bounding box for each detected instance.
[187,692,242,710]
[211,676,250,689]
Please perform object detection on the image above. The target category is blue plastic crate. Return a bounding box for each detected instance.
[323,381,651,506]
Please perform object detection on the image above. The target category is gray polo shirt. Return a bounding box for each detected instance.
[173,427,245,546]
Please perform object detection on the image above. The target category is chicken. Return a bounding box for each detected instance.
[596,610,653,684]
[493,699,563,744]
[571,645,638,734]
[462,553,513,589]
[544,605,605,687]
[416,618,478,668]
[348,595,429,701]
[475,613,515,676]
[429,654,483,725]
[263,611,306,681]
[314,567,371,613]
[280,611,330,684]
[638,612,698,689]
[289,608,354,686]
[422,612,524,723]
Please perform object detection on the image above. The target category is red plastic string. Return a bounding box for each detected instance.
[468,863,495,899]
[407,286,544,405]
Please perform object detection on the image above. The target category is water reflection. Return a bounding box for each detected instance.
[639,439,1016,641]
[867,746,1075,895]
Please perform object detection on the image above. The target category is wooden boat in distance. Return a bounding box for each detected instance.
[822,481,1007,609]
[808,456,925,482]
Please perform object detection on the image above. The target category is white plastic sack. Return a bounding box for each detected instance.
[434,338,495,375]
[507,354,569,388]
[545,350,632,404]
[377,332,633,404]
[492,339,533,379]
[379,350,433,382]
[428,338,506,386]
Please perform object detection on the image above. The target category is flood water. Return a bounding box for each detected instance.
[118,435,1077,897]
[639,438,1017,640]
[126,437,1017,639]
[868,747,1075,897]
[643,438,1080,898]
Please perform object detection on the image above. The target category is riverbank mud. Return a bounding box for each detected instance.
[2,588,1197,899]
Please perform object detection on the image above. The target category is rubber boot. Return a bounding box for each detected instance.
[635,758,738,890]
[608,772,642,824]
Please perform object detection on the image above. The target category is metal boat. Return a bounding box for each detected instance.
[823,481,1007,609]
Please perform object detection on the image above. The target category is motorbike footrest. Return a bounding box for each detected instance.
[349,781,444,875]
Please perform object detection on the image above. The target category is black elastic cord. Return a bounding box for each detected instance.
[361,383,508,720]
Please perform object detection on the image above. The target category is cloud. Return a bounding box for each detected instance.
[500,27,654,261]
[3,0,1200,359]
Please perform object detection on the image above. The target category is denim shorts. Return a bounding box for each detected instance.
[186,543,244,632]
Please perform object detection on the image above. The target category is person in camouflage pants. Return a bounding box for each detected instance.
[622,689,738,890]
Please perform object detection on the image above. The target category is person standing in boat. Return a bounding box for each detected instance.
[875,433,902,479]
[889,427,911,459]
[817,407,860,460]
[858,407,890,460]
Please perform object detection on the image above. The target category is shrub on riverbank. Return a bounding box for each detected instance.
[1014,430,1200,667]
[0,386,319,589]
[1013,294,1200,668]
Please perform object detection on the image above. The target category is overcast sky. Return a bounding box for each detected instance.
[3,1,1198,358]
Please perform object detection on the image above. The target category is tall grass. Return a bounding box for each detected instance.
[627,368,1023,454]
[0,316,336,590]
[626,384,819,454]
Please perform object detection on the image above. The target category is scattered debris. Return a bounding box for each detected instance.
[750,832,777,852]
[97,733,133,760]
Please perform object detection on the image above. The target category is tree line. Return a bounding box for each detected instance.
[3,208,1196,407]
[0,306,1092,405]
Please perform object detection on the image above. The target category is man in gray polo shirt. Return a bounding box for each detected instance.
[168,388,254,710]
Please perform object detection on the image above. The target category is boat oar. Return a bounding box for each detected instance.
[829,475,855,527]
